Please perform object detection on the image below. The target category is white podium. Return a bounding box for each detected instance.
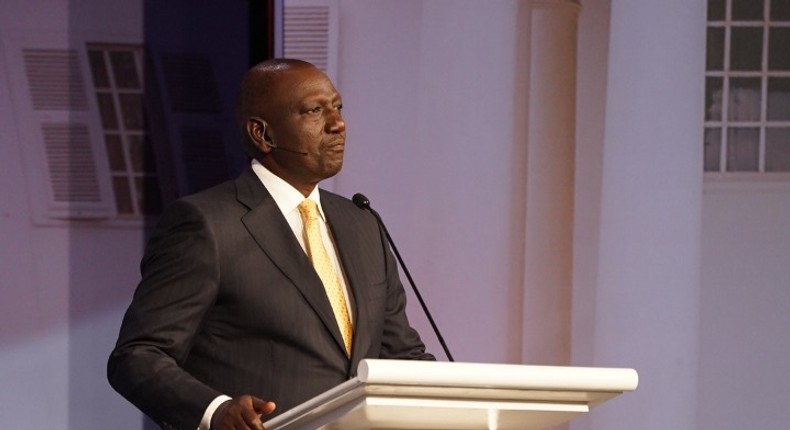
[264,359,638,430]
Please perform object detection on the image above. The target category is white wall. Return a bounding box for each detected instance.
[0,1,146,428]
[332,0,527,364]
[572,1,790,429]
[698,182,790,429]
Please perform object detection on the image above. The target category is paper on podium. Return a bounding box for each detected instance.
[264,359,638,430]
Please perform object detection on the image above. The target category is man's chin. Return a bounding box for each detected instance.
[321,161,343,180]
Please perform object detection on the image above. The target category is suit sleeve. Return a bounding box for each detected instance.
[107,199,223,430]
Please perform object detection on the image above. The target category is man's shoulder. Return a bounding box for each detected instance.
[319,188,363,216]
[181,179,238,204]
[319,188,379,230]
[177,167,259,210]
[318,188,351,205]
[156,174,250,225]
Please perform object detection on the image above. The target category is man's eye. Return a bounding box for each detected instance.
[306,106,322,114]
[335,104,343,111]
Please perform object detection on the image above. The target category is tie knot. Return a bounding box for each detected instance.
[298,199,320,223]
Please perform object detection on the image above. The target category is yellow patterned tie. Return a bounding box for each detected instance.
[298,199,353,356]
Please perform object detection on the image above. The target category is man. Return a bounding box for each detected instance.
[108,59,434,430]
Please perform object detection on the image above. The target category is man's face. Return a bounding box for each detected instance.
[261,66,346,191]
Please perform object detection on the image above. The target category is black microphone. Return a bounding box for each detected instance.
[266,141,308,156]
[352,193,455,362]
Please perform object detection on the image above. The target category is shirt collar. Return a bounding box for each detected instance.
[251,159,326,221]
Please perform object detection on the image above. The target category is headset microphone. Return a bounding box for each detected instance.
[265,141,308,156]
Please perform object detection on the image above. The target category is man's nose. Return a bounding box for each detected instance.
[326,110,345,133]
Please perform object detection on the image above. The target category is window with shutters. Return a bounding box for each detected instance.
[704,0,790,174]
[3,33,116,222]
[2,32,167,224]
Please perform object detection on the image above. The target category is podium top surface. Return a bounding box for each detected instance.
[356,359,639,392]
[264,359,639,430]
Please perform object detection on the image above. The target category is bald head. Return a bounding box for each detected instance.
[236,58,320,159]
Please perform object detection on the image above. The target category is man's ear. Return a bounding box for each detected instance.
[247,118,273,154]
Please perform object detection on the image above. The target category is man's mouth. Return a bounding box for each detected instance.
[326,141,345,151]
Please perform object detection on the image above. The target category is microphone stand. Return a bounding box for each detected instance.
[353,194,455,362]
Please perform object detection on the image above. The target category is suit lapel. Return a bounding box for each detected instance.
[235,168,348,356]
[321,191,372,367]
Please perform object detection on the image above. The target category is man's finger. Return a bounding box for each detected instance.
[239,396,275,429]
[250,396,277,415]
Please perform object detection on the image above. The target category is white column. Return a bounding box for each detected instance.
[591,1,705,429]
[521,0,580,366]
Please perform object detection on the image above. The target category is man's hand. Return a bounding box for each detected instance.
[211,395,276,430]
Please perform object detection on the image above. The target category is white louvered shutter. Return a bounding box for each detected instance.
[3,34,114,221]
[283,0,338,83]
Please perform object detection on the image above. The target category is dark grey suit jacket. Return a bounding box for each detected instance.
[107,167,433,429]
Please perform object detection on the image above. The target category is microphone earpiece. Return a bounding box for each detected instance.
[251,116,308,155]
